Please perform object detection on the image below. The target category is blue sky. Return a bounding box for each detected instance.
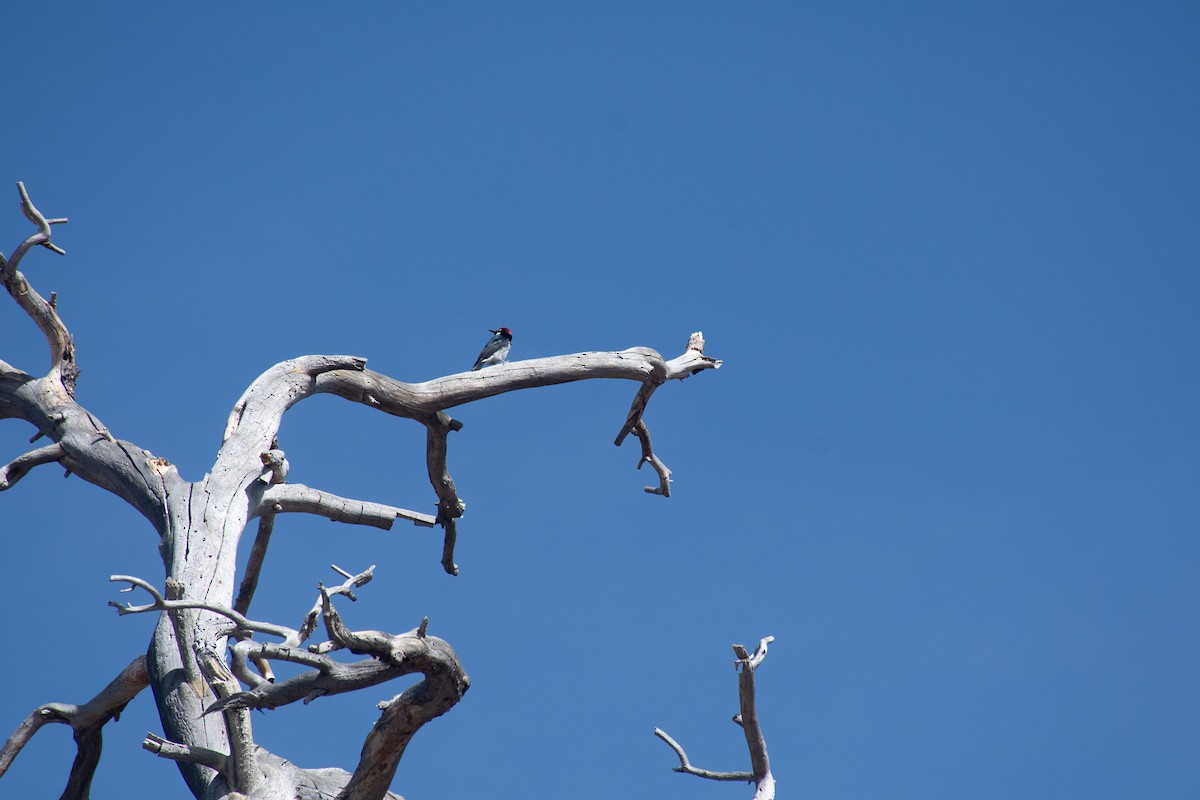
[2,3,1198,798]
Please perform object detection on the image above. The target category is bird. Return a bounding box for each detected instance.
[471,327,513,370]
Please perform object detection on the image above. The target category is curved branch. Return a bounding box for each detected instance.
[220,337,720,465]
[325,598,469,800]
[0,442,65,490]
[13,182,69,261]
[109,575,296,641]
[214,334,719,572]
[631,419,673,496]
[206,643,413,715]
[616,331,720,446]
[0,365,178,530]
[208,595,469,799]
[0,655,149,799]
[220,354,369,448]
[317,339,721,420]
[653,728,753,781]
[236,565,380,689]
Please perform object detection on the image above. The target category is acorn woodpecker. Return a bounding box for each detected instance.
[471,327,513,371]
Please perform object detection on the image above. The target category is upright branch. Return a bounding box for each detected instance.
[655,636,776,800]
[0,183,76,391]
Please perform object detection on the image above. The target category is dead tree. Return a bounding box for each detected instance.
[0,183,722,800]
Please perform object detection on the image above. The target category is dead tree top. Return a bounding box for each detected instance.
[0,183,723,800]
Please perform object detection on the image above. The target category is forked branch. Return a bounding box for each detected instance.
[0,183,76,390]
[655,635,776,800]
[631,419,673,496]
[215,332,720,573]
[0,655,149,800]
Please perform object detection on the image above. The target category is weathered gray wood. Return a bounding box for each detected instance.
[1,184,722,800]
[654,636,776,800]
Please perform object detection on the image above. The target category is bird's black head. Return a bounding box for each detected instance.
[491,327,513,338]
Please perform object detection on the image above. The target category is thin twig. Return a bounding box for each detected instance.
[109,575,296,641]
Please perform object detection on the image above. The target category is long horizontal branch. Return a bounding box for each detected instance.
[230,339,714,441]
[256,483,436,528]
[320,343,720,420]
[214,336,719,573]
[219,343,720,468]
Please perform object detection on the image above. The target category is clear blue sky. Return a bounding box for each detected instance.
[2,3,1198,798]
